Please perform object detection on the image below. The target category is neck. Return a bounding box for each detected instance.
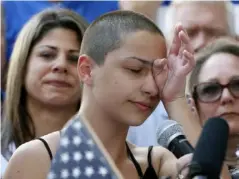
[79,90,129,164]
[27,97,78,138]
[225,135,239,168]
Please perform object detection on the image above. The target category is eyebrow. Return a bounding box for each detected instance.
[205,76,239,83]
[37,45,79,53]
[124,56,155,67]
[205,78,218,82]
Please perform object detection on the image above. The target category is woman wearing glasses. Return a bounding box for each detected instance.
[188,37,239,177]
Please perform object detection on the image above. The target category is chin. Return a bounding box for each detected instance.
[125,114,148,126]
[228,126,239,137]
[44,97,78,107]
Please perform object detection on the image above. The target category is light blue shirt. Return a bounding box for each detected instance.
[1,155,8,178]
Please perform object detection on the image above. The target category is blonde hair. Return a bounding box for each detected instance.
[1,8,88,151]
[189,37,239,97]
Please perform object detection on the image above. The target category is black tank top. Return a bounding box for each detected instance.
[38,138,158,179]
[37,138,53,160]
[126,142,158,179]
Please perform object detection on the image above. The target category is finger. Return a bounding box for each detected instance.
[179,50,190,66]
[177,31,189,60]
[179,25,190,43]
[177,154,193,176]
[182,50,195,71]
[153,58,168,75]
[179,30,194,55]
[154,58,167,68]
[169,23,184,56]
[179,30,189,44]
[183,50,193,61]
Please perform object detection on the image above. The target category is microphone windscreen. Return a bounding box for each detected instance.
[157,120,184,148]
[189,117,229,178]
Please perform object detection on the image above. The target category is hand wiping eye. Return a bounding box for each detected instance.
[152,23,196,102]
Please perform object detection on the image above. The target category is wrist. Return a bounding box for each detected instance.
[162,94,186,105]
[163,97,188,117]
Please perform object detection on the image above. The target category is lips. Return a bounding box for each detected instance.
[45,80,72,88]
[133,102,152,111]
[219,112,239,118]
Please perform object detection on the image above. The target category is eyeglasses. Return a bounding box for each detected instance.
[193,78,239,103]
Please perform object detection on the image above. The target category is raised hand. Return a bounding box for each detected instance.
[153,23,195,103]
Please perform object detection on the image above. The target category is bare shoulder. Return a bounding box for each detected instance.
[3,131,60,179]
[128,143,178,178]
[40,130,61,155]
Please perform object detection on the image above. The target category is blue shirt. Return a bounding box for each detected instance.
[2,1,119,61]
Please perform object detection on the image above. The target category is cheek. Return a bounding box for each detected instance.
[69,65,80,82]
[94,70,135,101]
[25,61,49,89]
[110,71,141,97]
[197,102,218,122]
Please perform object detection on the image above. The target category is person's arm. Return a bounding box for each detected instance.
[156,146,192,178]
[119,1,162,22]
[157,147,178,178]
[3,132,60,179]
[164,97,201,147]
[155,23,202,147]
[4,143,50,179]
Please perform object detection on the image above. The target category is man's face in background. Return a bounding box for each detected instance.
[173,2,230,52]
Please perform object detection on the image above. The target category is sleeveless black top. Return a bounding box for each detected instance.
[38,138,158,179]
[126,142,158,179]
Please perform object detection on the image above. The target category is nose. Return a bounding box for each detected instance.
[52,54,68,74]
[141,72,158,97]
[193,31,211,53]
[220,88,235,106]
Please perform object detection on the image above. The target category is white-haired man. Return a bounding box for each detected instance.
[164,1,236,52]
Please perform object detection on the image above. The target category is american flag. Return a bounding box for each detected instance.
[47,116,119,179]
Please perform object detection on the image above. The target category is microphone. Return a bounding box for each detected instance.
[157,120,194,158]
[230,167,239,179]
[188,117,229,179]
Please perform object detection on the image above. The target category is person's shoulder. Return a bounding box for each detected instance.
[3,131,60,179]
[16,131,60,159]
[40,130,61,155]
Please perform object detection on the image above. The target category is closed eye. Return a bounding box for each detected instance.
[40,52,55,60]
[129,69,142,73]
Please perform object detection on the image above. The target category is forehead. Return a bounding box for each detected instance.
[198,53,239,83]
[174,2,228,30]
[34,28,80,49]
[105,30,167,64]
